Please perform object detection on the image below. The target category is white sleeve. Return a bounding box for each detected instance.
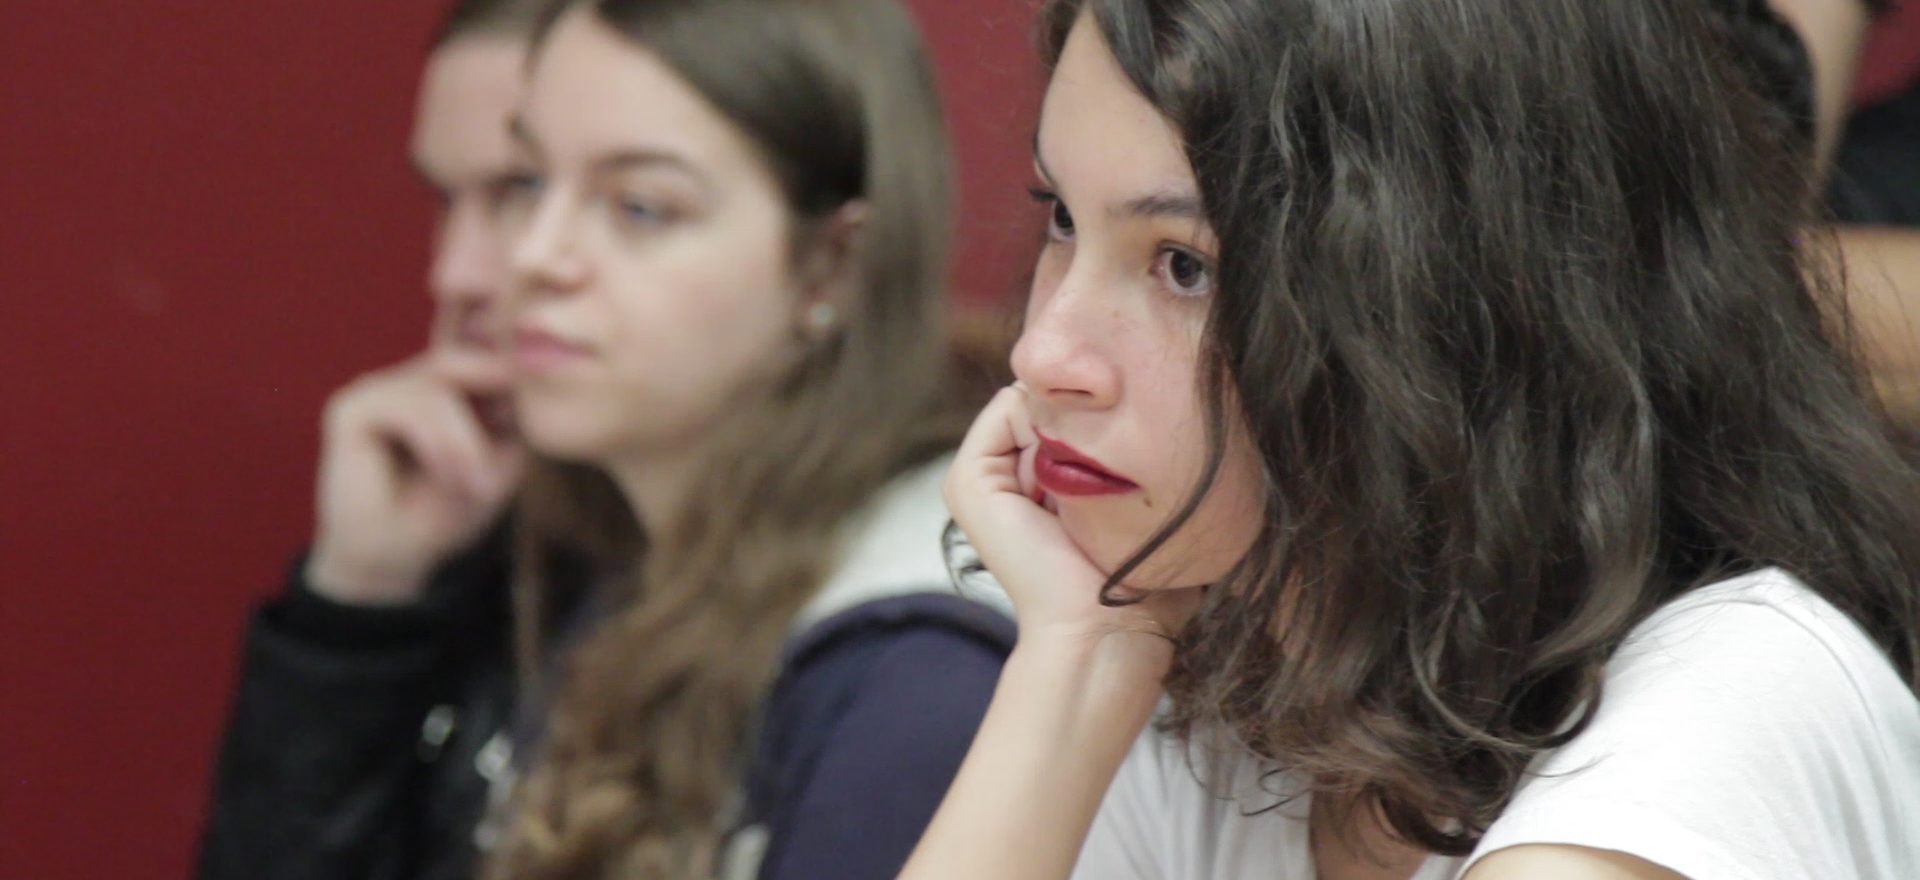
[1464,583,1920,880]
[1071,729,1176,880]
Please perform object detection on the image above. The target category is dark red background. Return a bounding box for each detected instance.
[3,3,1914,878]
[0,2,1039,877]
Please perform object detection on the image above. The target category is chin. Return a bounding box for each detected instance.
[1059,506,1243,591]
[1058,509,1181,589]
[512,398,616,464]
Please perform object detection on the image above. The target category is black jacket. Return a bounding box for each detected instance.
[198,534,518,880]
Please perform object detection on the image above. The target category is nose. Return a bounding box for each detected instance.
[508,183,591,298]
[430,198,504,309]
[428,198,510,352]
[1011,262,1122,412]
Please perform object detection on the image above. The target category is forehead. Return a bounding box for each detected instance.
[520,7,751,168]
[1036,15,1192,195]
[411,36,526,177]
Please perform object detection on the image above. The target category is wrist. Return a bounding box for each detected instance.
[1005,628,1172,733]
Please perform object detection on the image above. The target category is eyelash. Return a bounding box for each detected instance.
[1154,246,1213,298]
[1027,186,1075,243]
[1028,185,1214,299]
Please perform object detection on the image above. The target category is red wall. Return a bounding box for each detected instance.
[0,2,1040,878]
[1855,0,1920,106]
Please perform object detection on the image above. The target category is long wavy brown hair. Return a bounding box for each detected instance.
[481,1,969,877]
[1042,0,1920,857]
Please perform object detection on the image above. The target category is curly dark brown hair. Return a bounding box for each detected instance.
[1042,0,1920,857]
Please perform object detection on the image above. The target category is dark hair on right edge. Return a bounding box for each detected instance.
[1042,0,1920,857]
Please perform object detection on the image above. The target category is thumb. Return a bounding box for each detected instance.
[431,348,516,396]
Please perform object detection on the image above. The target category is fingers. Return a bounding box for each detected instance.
[1017,443,1042,504]
[950,385,1041,511]
[419,390,502,499]
[361,396,485,501]
[480,435,529,507]
[328,363,513,503]
[430,348,516,396]
[955,385,1031,464]
[1006,381,1038,449]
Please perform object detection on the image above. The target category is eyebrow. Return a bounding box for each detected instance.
[509,115,708,185]
[1033,138,1203,222]
[1116,192,1202,220]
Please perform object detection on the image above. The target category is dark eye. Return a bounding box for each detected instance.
[1155,247,1213,298]
[1028,186,1075,242]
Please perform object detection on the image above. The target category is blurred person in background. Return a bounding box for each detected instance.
[199,2,547,877]
[480,0,1013,877]
[1723,0,1920,423]
[199,0,1013,878]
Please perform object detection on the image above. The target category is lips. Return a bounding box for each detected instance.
[510,323,593,371]
[1033,434,1138,497]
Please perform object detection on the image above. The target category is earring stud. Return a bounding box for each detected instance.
[806,302,838,331]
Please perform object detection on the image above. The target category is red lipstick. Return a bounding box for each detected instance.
[1034,435,1138,497]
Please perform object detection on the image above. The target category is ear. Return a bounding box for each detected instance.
[795,200,869,337]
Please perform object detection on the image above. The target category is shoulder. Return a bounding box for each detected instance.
[743,600,1012,876]
[1467,568,1920,879]
[758,594,1014,783]
[752,452,1018,797]
[1465,845,1685,880]
[1579,567,1911,748]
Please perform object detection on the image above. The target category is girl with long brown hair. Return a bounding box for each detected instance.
[480,1,1014,878]
[906,0,1920,878]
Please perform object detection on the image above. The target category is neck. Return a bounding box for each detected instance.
[604,443,708,533]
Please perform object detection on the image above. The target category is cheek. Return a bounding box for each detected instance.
[1083,444,1261,589]
[1170,436,1265,581]
[1064,341,1258,588]
[598,227,798,418]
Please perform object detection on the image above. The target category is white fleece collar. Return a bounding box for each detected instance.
[788,455,1013,634]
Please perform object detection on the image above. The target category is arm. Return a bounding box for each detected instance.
[1467,846,1687,880]
[196,556,488,880]
[1835,225,1920,420]
[200,352,524,878]
[1459,576,1920,879]
[900,386,1202,880]
[898,636,1169,880]
[1759,3,1920,421]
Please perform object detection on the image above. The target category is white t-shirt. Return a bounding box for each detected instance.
[1071,568,1920,879]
